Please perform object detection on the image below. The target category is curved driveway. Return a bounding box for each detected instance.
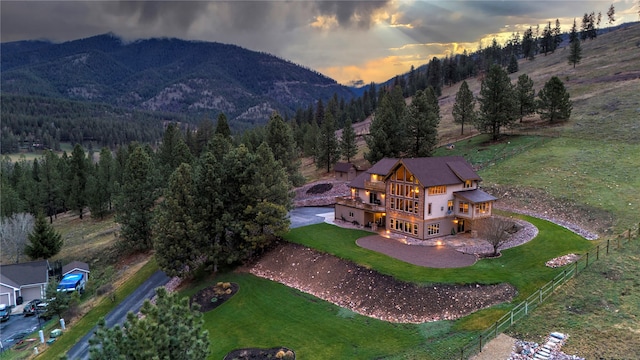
[288,206,334,229]
[357,235,477,268]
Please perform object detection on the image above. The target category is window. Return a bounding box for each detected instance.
[476,202,490,214]
[427,223,440,235]
[413,224,418,235]
[458,201,469,214]
[428,186,446,195]
[390,218,394,229]
[447,200,454,213]
[427,203,432,216]
[414,201,419,214]
[464,180,473,188]
[349,211,354,218]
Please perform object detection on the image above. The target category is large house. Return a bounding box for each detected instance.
[335,156,497,240]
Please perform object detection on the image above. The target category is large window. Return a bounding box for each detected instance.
[447,200,454,213]
[428,185,446,195]
[391,218,419,236]
[390,168,421,215]
[475,202,490,214]
[427,223,440,235]
[458,201,469,214]
[464,180,473,188]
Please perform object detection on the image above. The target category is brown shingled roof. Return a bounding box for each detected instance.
[348,158,398,189]
[62,261,90,276]
[399,156,482,187]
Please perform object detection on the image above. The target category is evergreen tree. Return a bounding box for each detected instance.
[522,27,536,60]
[405,88,440,157]
[553,19,563,50]
[507,54,519,73]
[42,280,69,320]
[541,21,554,55]
[215,113,232,139]
[515,74,536,122]
[115,144,156,252]
[153,163,199,277]
[24,211,63,260]
[303,120,319,159]
[452,81,476,135]
[475,65,517,140]
[607,4,615,24]
[426,57,442,96]
[157,123,192,182]
[316,112,339,172]
[568,19,583,68]
[537,76,572,123]
[194,118,215,157]
[68,144,88,219]
[265,112,304,186]
[365,86,406,163]
[89,287,210,360]
[39,150,62,223]
[339,118,358,162]
[87,148,115,219]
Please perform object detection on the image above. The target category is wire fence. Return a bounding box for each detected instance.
[452,225,639,360]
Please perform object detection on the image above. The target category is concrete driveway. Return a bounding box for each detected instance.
[288,206,334,229]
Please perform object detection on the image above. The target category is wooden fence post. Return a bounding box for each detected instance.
[596,245,599,260]
[479,335,483,353]
[607,239,610,255]
[575,260,578,275]
[586,252,589,267]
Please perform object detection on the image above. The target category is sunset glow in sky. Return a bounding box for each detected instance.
[2,1,638,85]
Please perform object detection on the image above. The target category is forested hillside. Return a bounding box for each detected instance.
[1,33,354,131]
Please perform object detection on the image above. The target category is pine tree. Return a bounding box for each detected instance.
[265,112,304,186]
[39,150,62,223]
[316,112,339,172]
[537,76,572,123]
[607,4,615,24]
[24,211,63,260]
[452,81,476,135]
[507,54,519,74]
[568,19,583,68]
[339,118,358,162]
[476,65,517,140]
[405,88,440,157]
[115,144,156,252]
[215,113,232,139]
[303,120,319,159]
[68,144,88,219]
[89,287,210,360]
[87,148,115,219]
[153,163,199,277]
[42,280,69,320]
[365,86,406,163]
[515,74,536,122]
[522,27,536,60]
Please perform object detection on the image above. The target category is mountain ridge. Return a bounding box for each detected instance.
[1,33,355,128]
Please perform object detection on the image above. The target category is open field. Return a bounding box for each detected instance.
[507,235,640,359]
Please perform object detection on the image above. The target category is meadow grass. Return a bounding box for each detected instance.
[506,235,640,359]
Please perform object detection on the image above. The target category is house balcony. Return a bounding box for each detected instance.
[335,196,385,213]
[455,208,492,220]
[364,180,386,192]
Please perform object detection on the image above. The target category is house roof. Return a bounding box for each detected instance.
[453,189,498,203]
[348,158,398,189]
[0,260,50,289]
[334,162,356,173]
[62,261,90,276]
[396,156,482,187]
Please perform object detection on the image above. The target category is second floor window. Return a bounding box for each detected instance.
[428,185,446,195]
[464,180,473,188]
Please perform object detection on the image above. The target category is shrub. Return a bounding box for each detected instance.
[284,350,295,359]
[276,350,286,359]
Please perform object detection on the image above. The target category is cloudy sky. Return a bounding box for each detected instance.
[2,1,638,85]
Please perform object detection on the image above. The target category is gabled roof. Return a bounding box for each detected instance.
[0,260,50,288]
[348,158,398,189]
[62,261,90,276]
[453,189,497,203]
[334,162,357,173]
[396,156,481,187]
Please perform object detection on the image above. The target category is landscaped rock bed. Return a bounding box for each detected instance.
[224,347,295,360]
[247,243,518,323]
[190,282,239,312]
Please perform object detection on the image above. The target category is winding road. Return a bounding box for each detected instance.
[65,270,169,360]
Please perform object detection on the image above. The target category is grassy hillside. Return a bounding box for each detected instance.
[311,23,640,233]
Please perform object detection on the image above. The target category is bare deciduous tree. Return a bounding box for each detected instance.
[0,213,35,263]
[477,217,514,256]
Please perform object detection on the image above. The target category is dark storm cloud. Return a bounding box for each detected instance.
[102,1,209,30]
[315,1,390,29]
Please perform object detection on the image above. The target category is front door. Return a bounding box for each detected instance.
[457,219,465,233]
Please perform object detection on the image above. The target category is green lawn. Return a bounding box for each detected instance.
[194,273,425,360]
[285,218,593,298]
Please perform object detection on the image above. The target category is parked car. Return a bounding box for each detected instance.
[57,273,86,293]
[0,304,11,321]
[23,299,43,317]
